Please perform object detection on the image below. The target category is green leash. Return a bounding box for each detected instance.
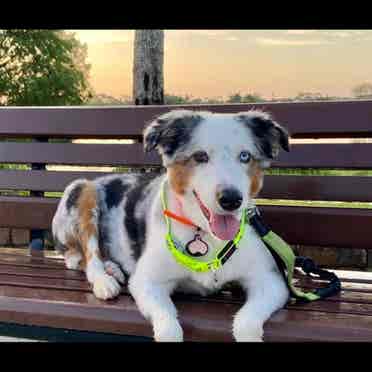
[248,208,341,302]
[161,182,341,302]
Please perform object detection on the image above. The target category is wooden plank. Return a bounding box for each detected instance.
[287,299,372,317]
[273,143,372,169]
[0,273,90,292]
[0,261,371,310]
[0,253,370,341]
[260,205,372,249]
[0,258,371,307]
[0,143,160,167]
[1,197,372,250]
[265,309,372,342]
[0,100,372,139]
[1,171,372,201]
[0,197,58,229]
[0,253,64,269]
[0,284,371,341]
[0,170,112,192]
[261,175,372,202]
[0,264,85,281]
[0,142,371,169]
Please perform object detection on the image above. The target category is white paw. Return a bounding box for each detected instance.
[233,319,264,342]
[92,274,122,300]
[153,317,183,342]
[104,261,126,284]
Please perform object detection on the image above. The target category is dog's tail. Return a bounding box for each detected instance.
[52,178,103,271]
[76,181,102,272]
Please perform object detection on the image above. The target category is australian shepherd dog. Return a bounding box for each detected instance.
[52,109,290,341]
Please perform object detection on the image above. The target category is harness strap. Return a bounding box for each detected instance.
[160,180,246,273]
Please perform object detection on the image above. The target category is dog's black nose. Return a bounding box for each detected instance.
[217,188,243,211]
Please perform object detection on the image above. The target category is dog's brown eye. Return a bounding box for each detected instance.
[192,151,209,163]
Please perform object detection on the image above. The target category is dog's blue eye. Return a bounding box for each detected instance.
[239,151,251,163]
[193,151,209,163]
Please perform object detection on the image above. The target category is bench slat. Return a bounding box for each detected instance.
[0,263,85,281]
[2,171,372,203]
[0,282,372,341]
[287,299,372,317]
[262,175,372,202]
[0,143,160,167]
[0,273,90,291]
[0,196,58,229]
[0,170,111,192]
[0,251,371,341]
[0,197,371,250]
[262,205,372,249]
[0,258,370,306]
[273,143,372,169]
[265,309,372,342]
[0,253,64,269]
[0,142,372,169]
[0,100,372,139]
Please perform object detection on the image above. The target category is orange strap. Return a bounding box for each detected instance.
[163,209,199,229]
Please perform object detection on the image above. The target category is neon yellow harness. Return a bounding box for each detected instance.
[160,181,341,302]
[161,181,246,273]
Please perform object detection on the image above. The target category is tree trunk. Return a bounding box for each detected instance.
[133,30,164,105]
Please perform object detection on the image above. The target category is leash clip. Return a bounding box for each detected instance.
[246,206,260,219]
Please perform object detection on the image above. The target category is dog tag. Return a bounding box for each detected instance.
[185,234,209,257]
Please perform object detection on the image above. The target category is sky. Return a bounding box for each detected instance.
[71,30,372,100]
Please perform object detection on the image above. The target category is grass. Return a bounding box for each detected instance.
[256,199,372,209]
[266,168,372,177]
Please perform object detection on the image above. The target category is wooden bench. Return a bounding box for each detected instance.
[0,100,372,341]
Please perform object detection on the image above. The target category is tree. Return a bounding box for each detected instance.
[133,30,164,105]
[227,93,243,103]
[352,83,372,98]
[227,92,264,103]
[87,93,131,106]
[242,93,264,103]
[0,30,92,106]
[164,93,191,105]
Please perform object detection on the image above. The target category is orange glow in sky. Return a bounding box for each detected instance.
[71,30,372,100]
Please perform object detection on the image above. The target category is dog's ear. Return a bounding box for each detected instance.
[236,110,290,161]
[143,110,204,157]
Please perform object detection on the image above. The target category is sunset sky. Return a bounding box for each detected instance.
[71,30,372,100]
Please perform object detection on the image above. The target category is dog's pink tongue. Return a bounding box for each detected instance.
[210,213,240,241]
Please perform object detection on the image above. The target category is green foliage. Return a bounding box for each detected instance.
[87,93,132,105]
[0,30,92,106]
[293,92,334,101]
[227,92,265,103]
[164,92,263,105]
[164,94,191,105]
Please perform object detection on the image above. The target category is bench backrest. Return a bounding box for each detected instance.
[0,100,371,251]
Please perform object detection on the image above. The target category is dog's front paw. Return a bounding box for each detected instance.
[92,274,122,300]
[153,317,183,342]
[233,319,264,342]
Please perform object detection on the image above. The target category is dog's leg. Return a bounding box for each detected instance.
[78,182,122,300]
[233,270,289,342]
[129,273,182,342]
[104,260,126,284]
[64,247,83,270]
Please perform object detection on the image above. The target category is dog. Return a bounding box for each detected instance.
[52,109,290,342]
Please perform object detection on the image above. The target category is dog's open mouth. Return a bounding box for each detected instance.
[192,190,240,241]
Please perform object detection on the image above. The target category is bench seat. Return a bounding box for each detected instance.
[0,250,371,342]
